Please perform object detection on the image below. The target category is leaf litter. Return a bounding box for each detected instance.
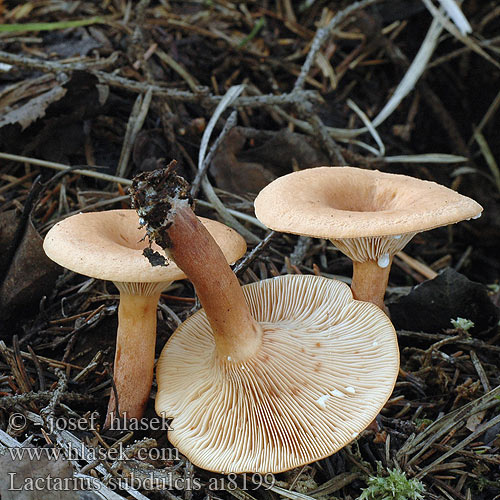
[0,1,499,499]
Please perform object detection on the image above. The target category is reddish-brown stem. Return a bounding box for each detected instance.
[165,202,262,361]
[351,259,392,312]
[105,290,161,426]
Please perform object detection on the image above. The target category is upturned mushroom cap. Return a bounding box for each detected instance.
[254,166,483,240]
[43,209,247,283]
[155,274,399,473]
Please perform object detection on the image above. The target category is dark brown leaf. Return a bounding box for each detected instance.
[0,211,60,320]
[389,268,499,337]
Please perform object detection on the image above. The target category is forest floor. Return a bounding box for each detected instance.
[1,1,500,499]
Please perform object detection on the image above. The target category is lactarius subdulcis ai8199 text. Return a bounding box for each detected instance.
[130,164,400,474]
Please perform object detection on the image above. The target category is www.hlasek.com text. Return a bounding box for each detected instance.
[4,443,179,462]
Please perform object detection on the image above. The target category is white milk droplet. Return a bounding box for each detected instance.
[351,432,359,439]
[393,234,402,240]
[227,356,232,361]
[377,253,390,268]
[315,394,330,409]
[345,386,356,394]
[472,213,482,219]
[330,389,344,398]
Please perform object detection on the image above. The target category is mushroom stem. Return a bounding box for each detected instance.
[106,287,162,426]
[351,259,392,312]
[164,204,263,361]
[130,166,262,363]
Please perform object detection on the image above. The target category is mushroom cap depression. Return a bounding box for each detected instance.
[155,274,399,473]
[254,167,483,240]
[43,209,247,283]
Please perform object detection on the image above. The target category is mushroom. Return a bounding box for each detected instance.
[43,209,246,423]
[130,166,399,473]
[254,167,483,311]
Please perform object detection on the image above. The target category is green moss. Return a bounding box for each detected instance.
[413,418,433,428]
[358,469,425,500]
[450,317,474,331]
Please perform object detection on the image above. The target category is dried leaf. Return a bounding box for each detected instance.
[46,36,101,58]
[0,447,74,500]
[0,211,60,319]
[466,410,486,432]
[210,127,329,194]
[0,85,67,130]
[0,74,61,110]
[210,127,276,195]
[389,268,499,337]
[238,128,329,176]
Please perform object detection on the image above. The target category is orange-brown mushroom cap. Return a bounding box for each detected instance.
[43,209,247,283]
[254,166,483,241]
[155,274,399,474]
[43,209,247,423]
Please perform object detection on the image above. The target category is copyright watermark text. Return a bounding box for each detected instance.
[8,412,173,433]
